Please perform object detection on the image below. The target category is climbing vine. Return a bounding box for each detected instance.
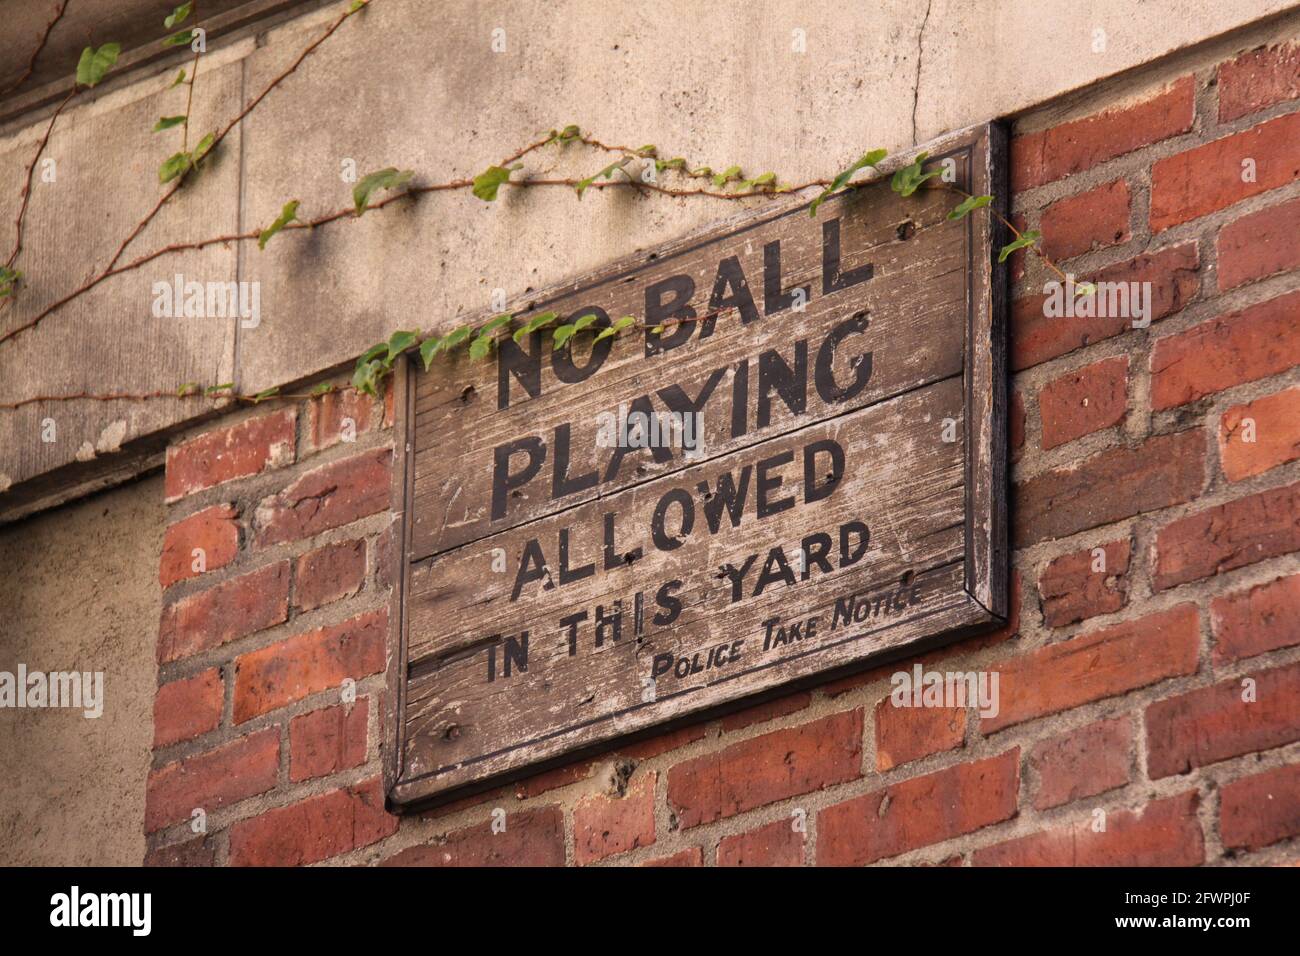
[0,0,1091,413]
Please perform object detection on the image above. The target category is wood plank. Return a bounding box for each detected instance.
[407,162,972,561]
[386,124,1008,810]
[402,376,965,783]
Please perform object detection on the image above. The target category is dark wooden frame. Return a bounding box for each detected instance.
[384,122,1008,812]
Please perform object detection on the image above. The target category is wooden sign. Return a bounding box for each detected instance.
[385,124,1008,810]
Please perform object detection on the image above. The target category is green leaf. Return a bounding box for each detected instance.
[310,382,334,397]
[469,333,496,360]
[479,313,512,336]
[689,166,712,179]
[810,148,887,217]
[204,382,234,396]
[1074,281,1098,298]
[76,43,121,88]
[636,145,658,157]
[512,310,559,343]
[153,115,186,132]
[0,266,20,297]
[472,165,514,202]
[740,171,777,191]
[418,336,441,370]
[575,161,624,199]
[439,326,473,355]
[258,199,300,250]
[191,131,216,166]
[348,0,368,12]
[386,329,419,361]
[251,387,280,404]
[158,151,191,183]
[176,382,200,397]
[656,157,686,172]
[890,151,940,198]
[947,193,993,221]
[353,167,415,215]
[162,29,195,48]
[351,361,380,396]
[358,342,388,366]
[593,315,637,341]
[997,230,1041,263]
[168,69,187,88]
[712,165,742,187]
[552,324,576,349]
[164,2,193,29]
[571,312,599,333]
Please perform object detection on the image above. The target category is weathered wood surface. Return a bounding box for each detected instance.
[408,164,971,560]
[388,125,1007,808]
[402,376,966,784]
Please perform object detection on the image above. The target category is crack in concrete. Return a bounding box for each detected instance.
[911,0,933,146]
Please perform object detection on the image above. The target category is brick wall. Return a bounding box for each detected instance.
[143,38,1300,867]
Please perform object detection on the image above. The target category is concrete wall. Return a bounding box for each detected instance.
[1,0,1297,517]
[0,474,162,865]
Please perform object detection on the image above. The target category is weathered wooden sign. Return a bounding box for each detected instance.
[385,124,1008,809]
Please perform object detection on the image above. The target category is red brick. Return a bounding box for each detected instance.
[1153,481,1300,590]
[253,447,392,548]
[667,710,862,829]
[1212,573,1300,663]
[718,817,806,866]
[1014,430,1205,547]
[1039,356,1128,450]
[1218,196,1300,290]
[641,847,703,867]
[1219,387,1300,482]
[512,759,595,799]
[874,696,965,771]
[1151,112,1300,231]
[1012,77,1194,191]
[1152,291,1300,409]
[1218,42,1300,122]
[973,792,1203,866]
[817,750,1019,866]
[306,388,381,453]
[1039,180,1131,262]
[153,668,223,748]
[383,807,565,866]
[229,777,397,866]
[720,692,811,732]
[233,609,387,723]
[157,561,290,664]
[294,539,366,612]
[165,410,295,502]
[1146,661,1300,778]
[1030,716,1131,810]
[159,505,240,589]
[145,729,279,832]
[1220,762,1300,851]
[1039,538,1132,628]
[983,604,1200,734]
[573,772,656,864]
[618,725,708,761]
[1011,243,1199,371]
[1009,390,1025,462]
[289,699,369,782]
[144,836,214,867]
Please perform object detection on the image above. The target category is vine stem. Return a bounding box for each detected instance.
[6,89,76,271]
[0,1,370,346]
[930,179,1071,284]
[0,0,70,100]
[181,46,200,152]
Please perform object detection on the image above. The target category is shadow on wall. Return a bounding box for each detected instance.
[0,472,163,865]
